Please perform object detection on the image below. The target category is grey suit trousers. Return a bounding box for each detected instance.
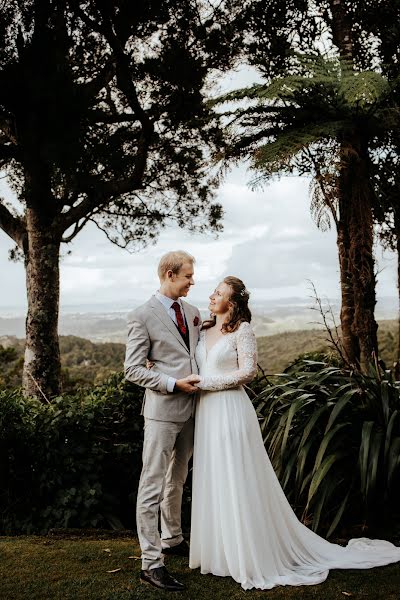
[136,415,194,570]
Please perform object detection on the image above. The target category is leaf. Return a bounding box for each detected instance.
[359,421,374,496]
[269,414,288,459]
[103,548,111,553]
[296,438,314,490]
[299,471,313,496]
[325,389,358,433]
[307,453,346,506]
[313,423,350,475]
[282,451,298,490]
[306,366,343,386]
[387,437,400,484]
[384,410,398,467]
[326,491,351,538]
[380,381,390,425]
[338,70,390,108]
[366,430,383,498]
[311,483,329,533]
[106,568,121,573]
[299,405,328,450]
[280,397,309,458]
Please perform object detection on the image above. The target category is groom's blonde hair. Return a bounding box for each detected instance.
[158,250,195,280]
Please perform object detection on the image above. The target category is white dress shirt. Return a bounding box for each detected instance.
[155,291,187,393]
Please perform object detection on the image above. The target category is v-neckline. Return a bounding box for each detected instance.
[203,329,226,357]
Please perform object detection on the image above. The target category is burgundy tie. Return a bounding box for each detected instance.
[171,301,187,336]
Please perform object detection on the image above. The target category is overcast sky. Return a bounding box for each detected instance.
[0,66,397,313]
[0,167,397,313]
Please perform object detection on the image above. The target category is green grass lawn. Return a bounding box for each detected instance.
[1,535,400,600]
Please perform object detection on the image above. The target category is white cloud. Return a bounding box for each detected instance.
[0,58,397,318]
[0,157,397,313]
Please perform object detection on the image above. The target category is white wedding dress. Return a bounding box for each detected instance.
[189,321,400,590]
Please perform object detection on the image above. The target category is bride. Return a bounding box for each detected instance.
[187,275,400,591]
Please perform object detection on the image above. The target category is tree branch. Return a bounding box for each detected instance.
[61,214,93,243]
[54,166,148,234]
[0,200,26,249]
[88,216,130,249]
[79,58,116,102]
[308,280,351,368]
[52,2,154,237]
[55,190,106,235]
[94,5,153,134]
[87,216,151,251]
[86,110,139,124]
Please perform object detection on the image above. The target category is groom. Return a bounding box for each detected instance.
[124,250,201,592]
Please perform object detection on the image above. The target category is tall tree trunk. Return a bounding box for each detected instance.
[337,201,360,366]
[338,134,378,371]
[22,207,61,399]
[348,153,378,370]
[395,210,400,380]
[330,0,359,366]
[330,0,378,371]
[397,234,400,379]
[330,0,353,60]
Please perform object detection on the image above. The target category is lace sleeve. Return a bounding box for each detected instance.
[197,322,257,391]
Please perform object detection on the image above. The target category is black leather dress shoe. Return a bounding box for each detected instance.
[162,540,190,557]
[140,566,185,592]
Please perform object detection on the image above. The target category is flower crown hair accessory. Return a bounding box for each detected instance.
[240,288,249,297]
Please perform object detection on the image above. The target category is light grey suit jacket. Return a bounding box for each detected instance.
[124,295,201,422]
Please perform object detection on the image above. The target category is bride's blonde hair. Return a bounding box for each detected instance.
[202,276,251,333]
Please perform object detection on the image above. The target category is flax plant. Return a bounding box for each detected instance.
[255,358,400,537]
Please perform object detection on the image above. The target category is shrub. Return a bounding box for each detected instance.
[255,358,400,538]
[0,375,145,534]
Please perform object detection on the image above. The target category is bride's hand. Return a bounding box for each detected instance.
[186,374,201,384]
[175,374,201,393]
[146,359,155,369]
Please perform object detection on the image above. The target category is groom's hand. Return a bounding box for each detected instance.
[175,374,201,393]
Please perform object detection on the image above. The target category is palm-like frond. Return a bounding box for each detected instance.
[253,121,346,170]
[216,53,395,179]
[217,55,391,111]
[214,54,398,231]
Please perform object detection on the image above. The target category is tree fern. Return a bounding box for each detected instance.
[215,53,397,213]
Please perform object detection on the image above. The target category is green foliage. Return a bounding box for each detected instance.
[0,1,251,251]
[256,320,400,376]
[0,343,23,389]
[0,336,125,392]
[3,349,400,538]
[1,1,252,396]
[59,336,125,391]
[217,54,397,183]
[0,374,146,534]
[255,358,400,538]
[219,55,391,108]
[257,56,391,109]
[1,321,398,391]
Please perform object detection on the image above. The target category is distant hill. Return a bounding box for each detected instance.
[0,296,397,342]
[1,320,398,390]
[257,320,399,374]
[0,335,125,392]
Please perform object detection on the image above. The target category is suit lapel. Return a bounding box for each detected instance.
[150,296,189,352]
[182,300,196,353]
